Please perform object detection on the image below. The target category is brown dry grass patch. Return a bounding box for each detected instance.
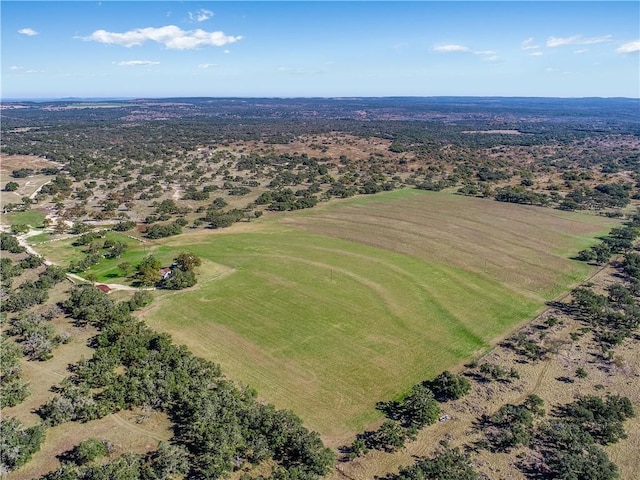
[7,410,172,480]
[0,154,60,173]
[281,190,615,300]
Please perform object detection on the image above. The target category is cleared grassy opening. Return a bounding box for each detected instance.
[135,190,616,441]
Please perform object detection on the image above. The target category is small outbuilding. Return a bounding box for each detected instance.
[159,267,173,280]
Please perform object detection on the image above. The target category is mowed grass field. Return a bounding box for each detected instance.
[137,190,616,443]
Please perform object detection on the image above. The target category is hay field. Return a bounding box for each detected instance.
[139,190,615,443]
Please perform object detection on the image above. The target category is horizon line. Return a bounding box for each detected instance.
[3,95,639,102]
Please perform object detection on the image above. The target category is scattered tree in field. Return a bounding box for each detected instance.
[8,311,65,361]
[0,340,29,408]
[11,168,34,178]
[143,441,189,479]
[0,232,26,253]
[477,362,519,382]
[161,252,201,290]
[126,291,153,311]
[4,181,19,191]
[537,421,619,480]
[62,285,114,326]
[1,281,49,313]
[136,255,162,286]
[162,268,197,290]
[429,371,471,401]
[390,444,479,480]
[483,397,545,452]
[174,252,202,272]
[0,417,45,472]
[1,258,23,286]
[369,421,410,452]
[400,384,441,428]
[67,438,110,465]
[118,262,133,276]
[112,220,136,232]
[11,224,29,235]
[544,443,619,480]
[145,221,183,239]
[19,254,44,269]
[561,395,635,445]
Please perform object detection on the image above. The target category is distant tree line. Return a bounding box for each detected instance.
[576,211,640,264]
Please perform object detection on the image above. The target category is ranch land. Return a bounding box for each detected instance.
[3,96,638,480]
[129,189,617,443]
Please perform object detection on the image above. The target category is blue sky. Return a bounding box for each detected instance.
[2,1,639,98]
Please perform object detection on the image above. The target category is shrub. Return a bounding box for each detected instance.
[4,181,19,192]
[70,438,109,465]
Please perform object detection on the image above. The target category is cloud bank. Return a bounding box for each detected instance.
[116,60,160,66]
[81,25,242,50]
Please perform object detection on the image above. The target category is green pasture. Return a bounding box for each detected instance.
[26,232,53,244]
[32,190,618,439]
[145,228,535,438]
[3,210,46,228]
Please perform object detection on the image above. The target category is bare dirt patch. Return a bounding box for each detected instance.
[0,154,61,173]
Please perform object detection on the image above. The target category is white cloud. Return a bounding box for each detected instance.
[521,37,540,50]
[223,49,230,54]
[189,9,214,22]
[7,65,41,74]
[547,35,612,47]
[574,49,589,55]
[81,25,242,50]
[116,60,160,66]
[18,28,38,36]
[198,63,218,68]
[579,35,613,45]
[433,44,470,53]
[473,50,499,62]
[529,51,543,57]
[616,41,640,54]
[546,35,579,47]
